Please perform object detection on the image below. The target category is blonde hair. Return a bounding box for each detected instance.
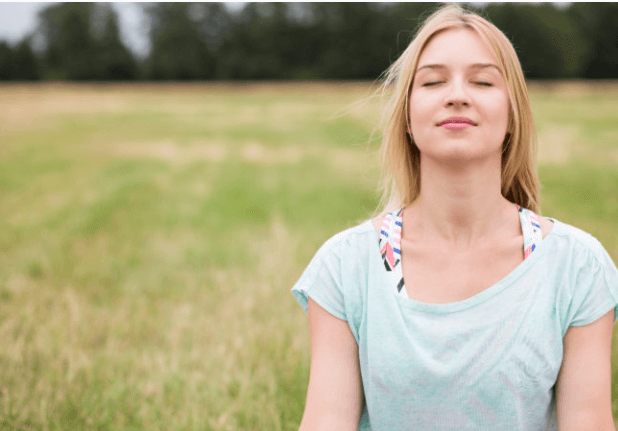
[377,4,542,215]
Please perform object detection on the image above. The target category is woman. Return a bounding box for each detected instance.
[292,4,618,431]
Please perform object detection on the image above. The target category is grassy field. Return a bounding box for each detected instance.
[0,81,617,430]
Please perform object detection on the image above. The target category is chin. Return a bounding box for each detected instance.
[423,144,500,165]
[431,140,479,155]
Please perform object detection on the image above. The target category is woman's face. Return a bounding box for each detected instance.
[409,28,510,165]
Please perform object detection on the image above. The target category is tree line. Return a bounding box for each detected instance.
[1,2,617,81]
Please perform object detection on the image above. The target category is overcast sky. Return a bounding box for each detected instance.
[0,2,246,58]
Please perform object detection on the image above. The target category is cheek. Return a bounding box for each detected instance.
[499,99,511,132]
[498,93,511,117]
[408,94,432,128]
[485,94,510,128]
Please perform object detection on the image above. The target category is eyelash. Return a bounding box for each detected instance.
[422,81,493,87]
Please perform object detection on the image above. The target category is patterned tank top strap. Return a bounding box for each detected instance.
[379,208,403,271]
[379,208,406,294]
[514,203,543,259]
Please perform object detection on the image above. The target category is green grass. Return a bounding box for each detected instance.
[0,81,617,430]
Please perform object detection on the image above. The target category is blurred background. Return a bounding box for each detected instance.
[1,2,618,80]
[1,2,617,430]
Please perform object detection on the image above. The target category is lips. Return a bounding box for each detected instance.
[438,117,477,126]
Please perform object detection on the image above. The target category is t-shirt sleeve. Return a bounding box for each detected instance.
[291,234,347,321]
[567,237,618,327]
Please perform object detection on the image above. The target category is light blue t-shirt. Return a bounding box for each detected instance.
[292,210,618,431]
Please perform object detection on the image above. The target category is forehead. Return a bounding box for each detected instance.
[417,27,498,68]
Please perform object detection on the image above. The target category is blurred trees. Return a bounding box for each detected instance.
[567,2,618,79]
[146,3,214,79]
[0,2,617,81]
[483,3,586,78]
[98,4,140,80]
[13,38,41,80]
[0,42,15,80]
[36,2,138,80]
[0,38,40,80]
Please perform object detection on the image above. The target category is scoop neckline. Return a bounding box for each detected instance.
[368,209,562,314]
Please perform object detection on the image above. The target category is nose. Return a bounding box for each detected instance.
[445,79,471,108]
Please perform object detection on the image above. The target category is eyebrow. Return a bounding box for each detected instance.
[416,63,501,72]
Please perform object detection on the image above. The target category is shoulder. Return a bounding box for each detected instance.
[521,205,554,240]
[547,218,600,251]
[317,220,376,258]
[538,215,554,240]
[547,218,618,333]
[371,216,382,239]
[544,217,615,270]
[528,206,596,252]
[371,207,401,239]
[330,219,376,243]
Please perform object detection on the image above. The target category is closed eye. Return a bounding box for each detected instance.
[475,81,493,87]
[422,81,443,87]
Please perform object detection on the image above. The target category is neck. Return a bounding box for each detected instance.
[405,154,514,248]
